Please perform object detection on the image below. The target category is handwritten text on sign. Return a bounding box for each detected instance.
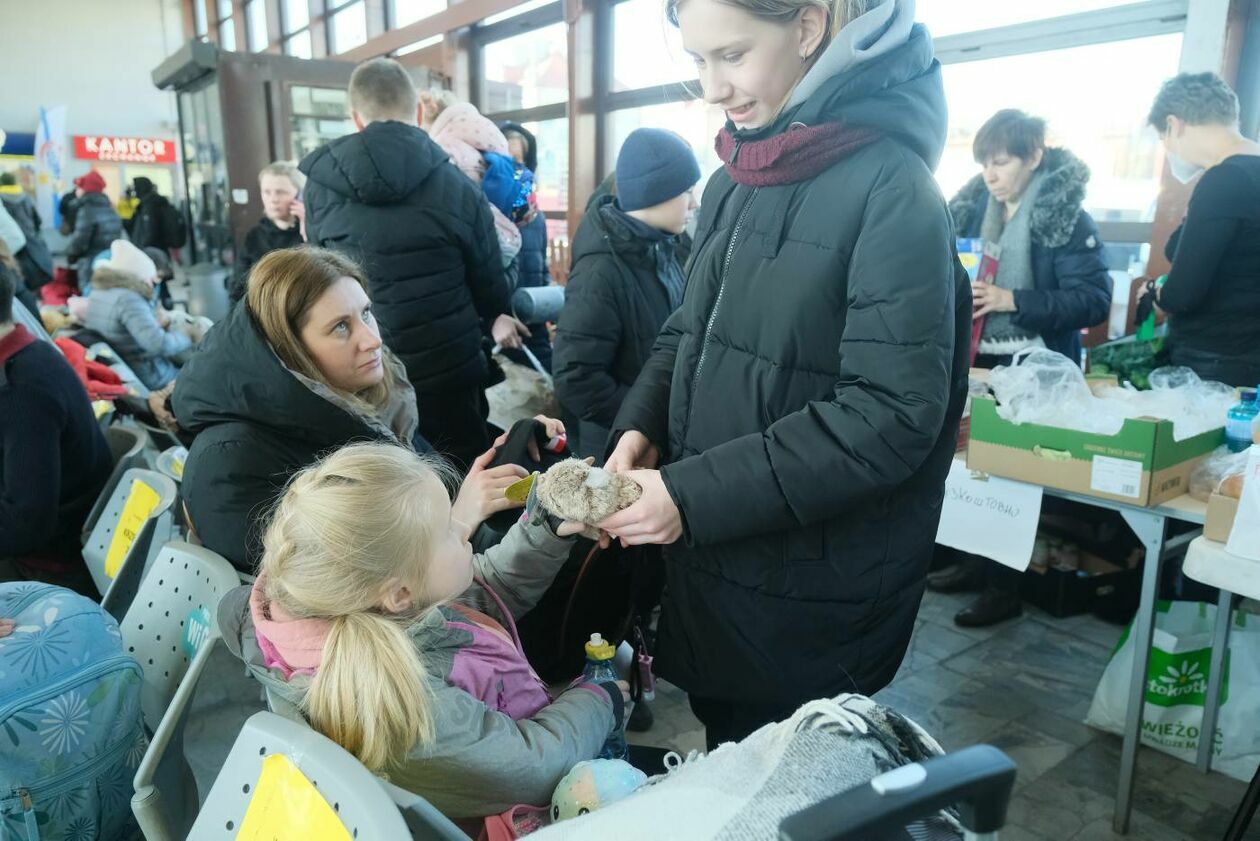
[936,459,1044,571]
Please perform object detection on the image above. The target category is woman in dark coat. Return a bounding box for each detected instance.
[173,247,529,572]
[600,0,969,747]
[948,110,1112,369]
[930,109,1112,628]
[65,171,123,292]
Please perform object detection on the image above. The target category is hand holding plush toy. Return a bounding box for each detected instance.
[537,459,643,526]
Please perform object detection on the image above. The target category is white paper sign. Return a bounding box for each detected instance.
[1227,446,1260,562]
[1090,455,1143,499]
[231,188,249,205]
[936,459,1044,571]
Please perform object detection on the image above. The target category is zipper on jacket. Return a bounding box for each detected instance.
[682,187,758,443]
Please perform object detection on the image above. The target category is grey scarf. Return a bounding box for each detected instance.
[978,171,1045,355]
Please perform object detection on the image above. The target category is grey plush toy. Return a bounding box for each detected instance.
[536,459,643,526]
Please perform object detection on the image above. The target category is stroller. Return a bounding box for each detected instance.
[779,743,1015,841]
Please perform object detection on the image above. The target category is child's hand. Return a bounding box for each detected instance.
[452,447,528,529]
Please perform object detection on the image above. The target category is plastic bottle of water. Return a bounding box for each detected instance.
[582,633,628,760]
[1225,389,1259,453]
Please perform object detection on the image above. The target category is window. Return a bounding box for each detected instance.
[397,34,443,55]
[247,0,269,51]
[916,0,1142,39]
[482,22,568,110]
[613,0,694,91]
[483,0,555,27]
[936,33,1183,223]
[194,0,209,37]
[219,17,237,51]
[331,1,368,53]
[509,118,568,215]
[609,99,723,195]
[394,0,446,27]
[284,30,313,58]
[290,86,354,159]
[284,0,310,33]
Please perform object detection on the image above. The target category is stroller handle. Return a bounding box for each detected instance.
[778,745,1017,841]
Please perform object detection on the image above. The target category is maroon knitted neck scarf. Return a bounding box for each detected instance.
[715,122,881,187]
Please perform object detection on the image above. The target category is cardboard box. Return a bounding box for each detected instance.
[967,396,1222,506]
[1205,492,1240,542]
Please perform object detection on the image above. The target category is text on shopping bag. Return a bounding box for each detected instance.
[104,479,161,578]
[936,459,1044,571]
[236,753,353,841]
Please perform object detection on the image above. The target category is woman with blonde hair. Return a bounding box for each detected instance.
[600,0,969,746]
[173,246,540,572]
[218,441,627,827]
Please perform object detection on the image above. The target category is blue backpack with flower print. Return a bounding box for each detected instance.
[0,583,145,841]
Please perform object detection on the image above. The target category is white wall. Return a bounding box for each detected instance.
[0,0,186,182]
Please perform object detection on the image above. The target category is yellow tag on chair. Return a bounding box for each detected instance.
[103,479,161,578]
[505,473,537,504]
[236,754,353,841]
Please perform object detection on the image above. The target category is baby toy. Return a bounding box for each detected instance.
[550,759,647,822]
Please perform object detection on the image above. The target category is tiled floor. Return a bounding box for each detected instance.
[184,590,1257,839]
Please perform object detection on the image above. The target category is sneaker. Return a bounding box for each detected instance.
[954,589,1023,628]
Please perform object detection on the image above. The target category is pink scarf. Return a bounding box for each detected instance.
[249,575,331,679]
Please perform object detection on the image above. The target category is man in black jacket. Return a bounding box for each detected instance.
[129,177,184,253]
[301,58,526,469]
[554,128,699,460]
[230,162,306,303]
[0,265,111,594]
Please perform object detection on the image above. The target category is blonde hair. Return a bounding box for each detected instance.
[258,161,306,193]
[420,88,460,123]
[666,0,887,44]
[246,246,391,414]
[260,442,458,771]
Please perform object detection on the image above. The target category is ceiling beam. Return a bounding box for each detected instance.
[337,0,533,61]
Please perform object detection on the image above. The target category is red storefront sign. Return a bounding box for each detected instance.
[73,135,177,164]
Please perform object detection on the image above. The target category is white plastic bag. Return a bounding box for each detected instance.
[1085,601,1260,781]
[1227,445,1260,561]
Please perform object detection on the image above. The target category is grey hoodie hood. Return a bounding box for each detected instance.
[787,0,918,111]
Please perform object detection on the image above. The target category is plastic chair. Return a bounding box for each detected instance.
[125,542,241,841]
[187,711,467,841]
[83,468,178,620]
[81,425,149,542]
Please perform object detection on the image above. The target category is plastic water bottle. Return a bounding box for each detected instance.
[1226,390,1259,453]
[582,633,628,760]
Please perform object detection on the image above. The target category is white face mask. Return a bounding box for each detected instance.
[1167,151,1204,184]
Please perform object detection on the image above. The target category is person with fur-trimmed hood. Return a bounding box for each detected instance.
[947,109,1111,367]
[83,240,200,391]
[930,110,1111,629]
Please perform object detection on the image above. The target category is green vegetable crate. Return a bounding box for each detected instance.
[967,395,1222,506]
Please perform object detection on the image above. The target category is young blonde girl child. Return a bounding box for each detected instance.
[218,442,627,825]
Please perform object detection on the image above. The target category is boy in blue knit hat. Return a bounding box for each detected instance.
[554,128,700,465]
